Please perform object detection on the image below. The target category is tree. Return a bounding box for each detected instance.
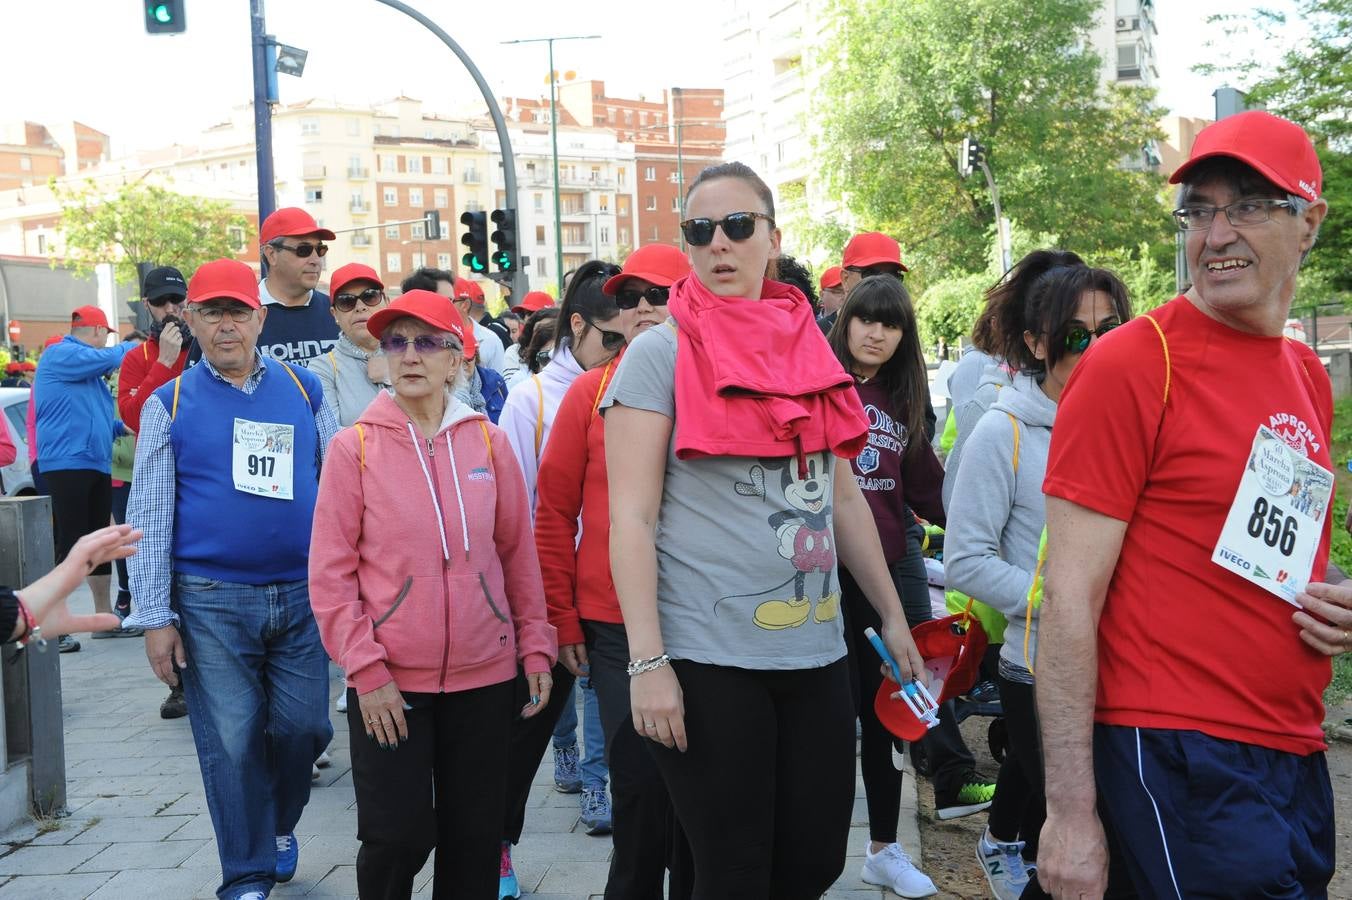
[815,0,1171,279]
[51,179,250,289]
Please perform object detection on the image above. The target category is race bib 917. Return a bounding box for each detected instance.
[232,418,295,500]
[1212,425,1332,606]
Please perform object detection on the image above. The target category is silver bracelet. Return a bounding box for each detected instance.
[626,654,670,677]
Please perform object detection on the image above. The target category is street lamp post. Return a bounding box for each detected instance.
[503,35,601,296]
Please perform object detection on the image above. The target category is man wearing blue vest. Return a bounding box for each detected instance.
[126,258,338,900]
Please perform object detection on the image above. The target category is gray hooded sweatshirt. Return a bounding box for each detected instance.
[309,333,390,428]
[944,373,1056,680]
[941,351,1013,511]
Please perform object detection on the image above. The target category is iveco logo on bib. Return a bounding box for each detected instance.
[1268,412,1322,455]
[1217,547,1252,571]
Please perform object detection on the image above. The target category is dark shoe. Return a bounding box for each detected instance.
[58,635,81,653]
[160,686,187,719]
[91,623,145,638]
[935,772,996,820]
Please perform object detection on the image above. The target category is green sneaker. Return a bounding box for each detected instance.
[935,773,996,820]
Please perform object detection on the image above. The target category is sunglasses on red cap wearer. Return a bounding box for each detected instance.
[679,212,775,247]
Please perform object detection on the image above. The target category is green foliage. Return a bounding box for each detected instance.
[51,179,250,290]
[1326,395,1352,705]
[815,0,1171,278]
[915,271,991,349]
[1095,241,1179,315]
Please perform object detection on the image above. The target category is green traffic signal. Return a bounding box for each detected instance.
[152,4,172,23]
[144,0,185,33]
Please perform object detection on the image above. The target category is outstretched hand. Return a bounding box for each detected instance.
[17,524,141,639]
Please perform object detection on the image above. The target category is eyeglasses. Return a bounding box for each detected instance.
[582,316,626,351]
[845,264,905,283]
[146,294,185,308]
[379,334,461,356]
[679,211,775,247]
[615,285,670,310]
[1172,198,1294,232]
[192,305,255,324]
[270,241,329,258]
[333,288,387,312]
[1064,321,1120,354]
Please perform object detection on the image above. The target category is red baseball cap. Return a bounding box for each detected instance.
[43,335,62,349]
[842,232,909,272]
[329,263,384,298]
[187,258,262,309]
[365,289,466,346]
[452,278,485,303]
[603,244,692,295]
[19,361,34,372]
[5,363,22,375]
[820,265,843,290]
[512,291,555,315]
[1169,110,1321,201]
[71,305,110,329]
[259,207,337,244]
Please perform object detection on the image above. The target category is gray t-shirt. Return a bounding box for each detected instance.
[602,322,846,669]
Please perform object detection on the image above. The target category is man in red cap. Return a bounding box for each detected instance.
[840,232,908,298]
[34,304,141,645]
[312,262,390,427]
[257,207,340,366]
[126,258,337,898]
[815,265,846,335]
[1037,111,1337,898]
[511,290,555,317]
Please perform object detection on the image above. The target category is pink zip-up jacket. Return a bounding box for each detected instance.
[310,389,557,695]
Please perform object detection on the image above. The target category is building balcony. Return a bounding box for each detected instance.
[350,201,371,214]
[347,167,370,179]
[352,233,372,247]
[463,171,481,184]
[302,164,327,179]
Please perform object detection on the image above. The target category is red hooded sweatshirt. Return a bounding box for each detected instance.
[534,356,622,646]
[310,390,557,696]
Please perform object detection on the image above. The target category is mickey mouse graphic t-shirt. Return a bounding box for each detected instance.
[603,322,847,669]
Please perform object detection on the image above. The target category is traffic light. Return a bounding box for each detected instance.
[144,0,186,34]
[490,208,518,273]
[460,211,489,275]
[958,137,985,178]
[424,210,442,242]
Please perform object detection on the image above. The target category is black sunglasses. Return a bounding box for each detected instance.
[615,285,670,310]
[146,294,185,308]
[846,264,905,283]
[333,288,387,312]
[679,211,775,247]
[1064,321,1120,354]
[272,241,329,258]
[582,316,626,351]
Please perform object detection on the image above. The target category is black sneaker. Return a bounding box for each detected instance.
[160,686,188,719]
[58,635,81,653]
[934,772,996,820]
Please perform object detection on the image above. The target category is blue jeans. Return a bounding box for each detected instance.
[175,575,333,899]
[552,676,608,791]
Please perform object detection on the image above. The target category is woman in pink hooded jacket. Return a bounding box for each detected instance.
[309,290,557,900]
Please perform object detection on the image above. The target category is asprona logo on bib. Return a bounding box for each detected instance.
[1268,412,1322,456]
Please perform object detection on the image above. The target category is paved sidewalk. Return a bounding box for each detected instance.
[0,588,921,898]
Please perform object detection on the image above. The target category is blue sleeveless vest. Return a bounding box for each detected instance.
[155,360,321,584]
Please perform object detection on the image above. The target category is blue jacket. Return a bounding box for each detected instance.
[34,336,133,474]
[480,364,508,424]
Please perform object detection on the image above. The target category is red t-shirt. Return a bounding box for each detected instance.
[1044,295,1334,755]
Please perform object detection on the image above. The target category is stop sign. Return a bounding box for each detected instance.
[7,321,19,343]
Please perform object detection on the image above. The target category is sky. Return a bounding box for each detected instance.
[0,0,1302,156]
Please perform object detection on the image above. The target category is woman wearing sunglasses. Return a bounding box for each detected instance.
[944,260,1131,900]
[825,275,952,898]
[309,290,556,900]
[498,260,625,891]
[533,244,693,899]
[311,263,391,428]
[603,162,926,897]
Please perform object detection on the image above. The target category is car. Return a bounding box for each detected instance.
[0,386,35,496]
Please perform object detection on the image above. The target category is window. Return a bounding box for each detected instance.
[466,198,483,213]
[386,252,402,273]
[410,252,426,269]
[300,118,320,136]
[640,111,648,126]
[619,226,630,246]
[1116,43,1142,79]
[537,256,547,276]
[305,187,323,203]
[644,166,656,181]
[439,223,450,240]
[645,195,657,211]
[36,233,47,255]
[348,154,364,174]
[650,226,659,241]
[19,156,31,171]
[434,189,449,208]
[623,110,633,125]
[534,194,544,213]
[408,155,423,174]
[535,225,546,244]
[618,197,630,216]
[437,253,452,269]
[618,167,627,186]
[381,155,397,174]
[408,187,424,207]
[590,166,601,183]
[608,109,616,123]
[671,196,680,212]
[384,187,398,206]
[600,226,610,244]
[430,157,447,174]
[598,194,609,212]
[227,226,247,253]
[411,223,425,240]
[386,224,400,239]
[347,118,361,136]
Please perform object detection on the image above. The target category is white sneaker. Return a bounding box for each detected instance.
[335,691,347,713]
[316,750,332,768]
[976,827,1031,900]
[861,841,937,898]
